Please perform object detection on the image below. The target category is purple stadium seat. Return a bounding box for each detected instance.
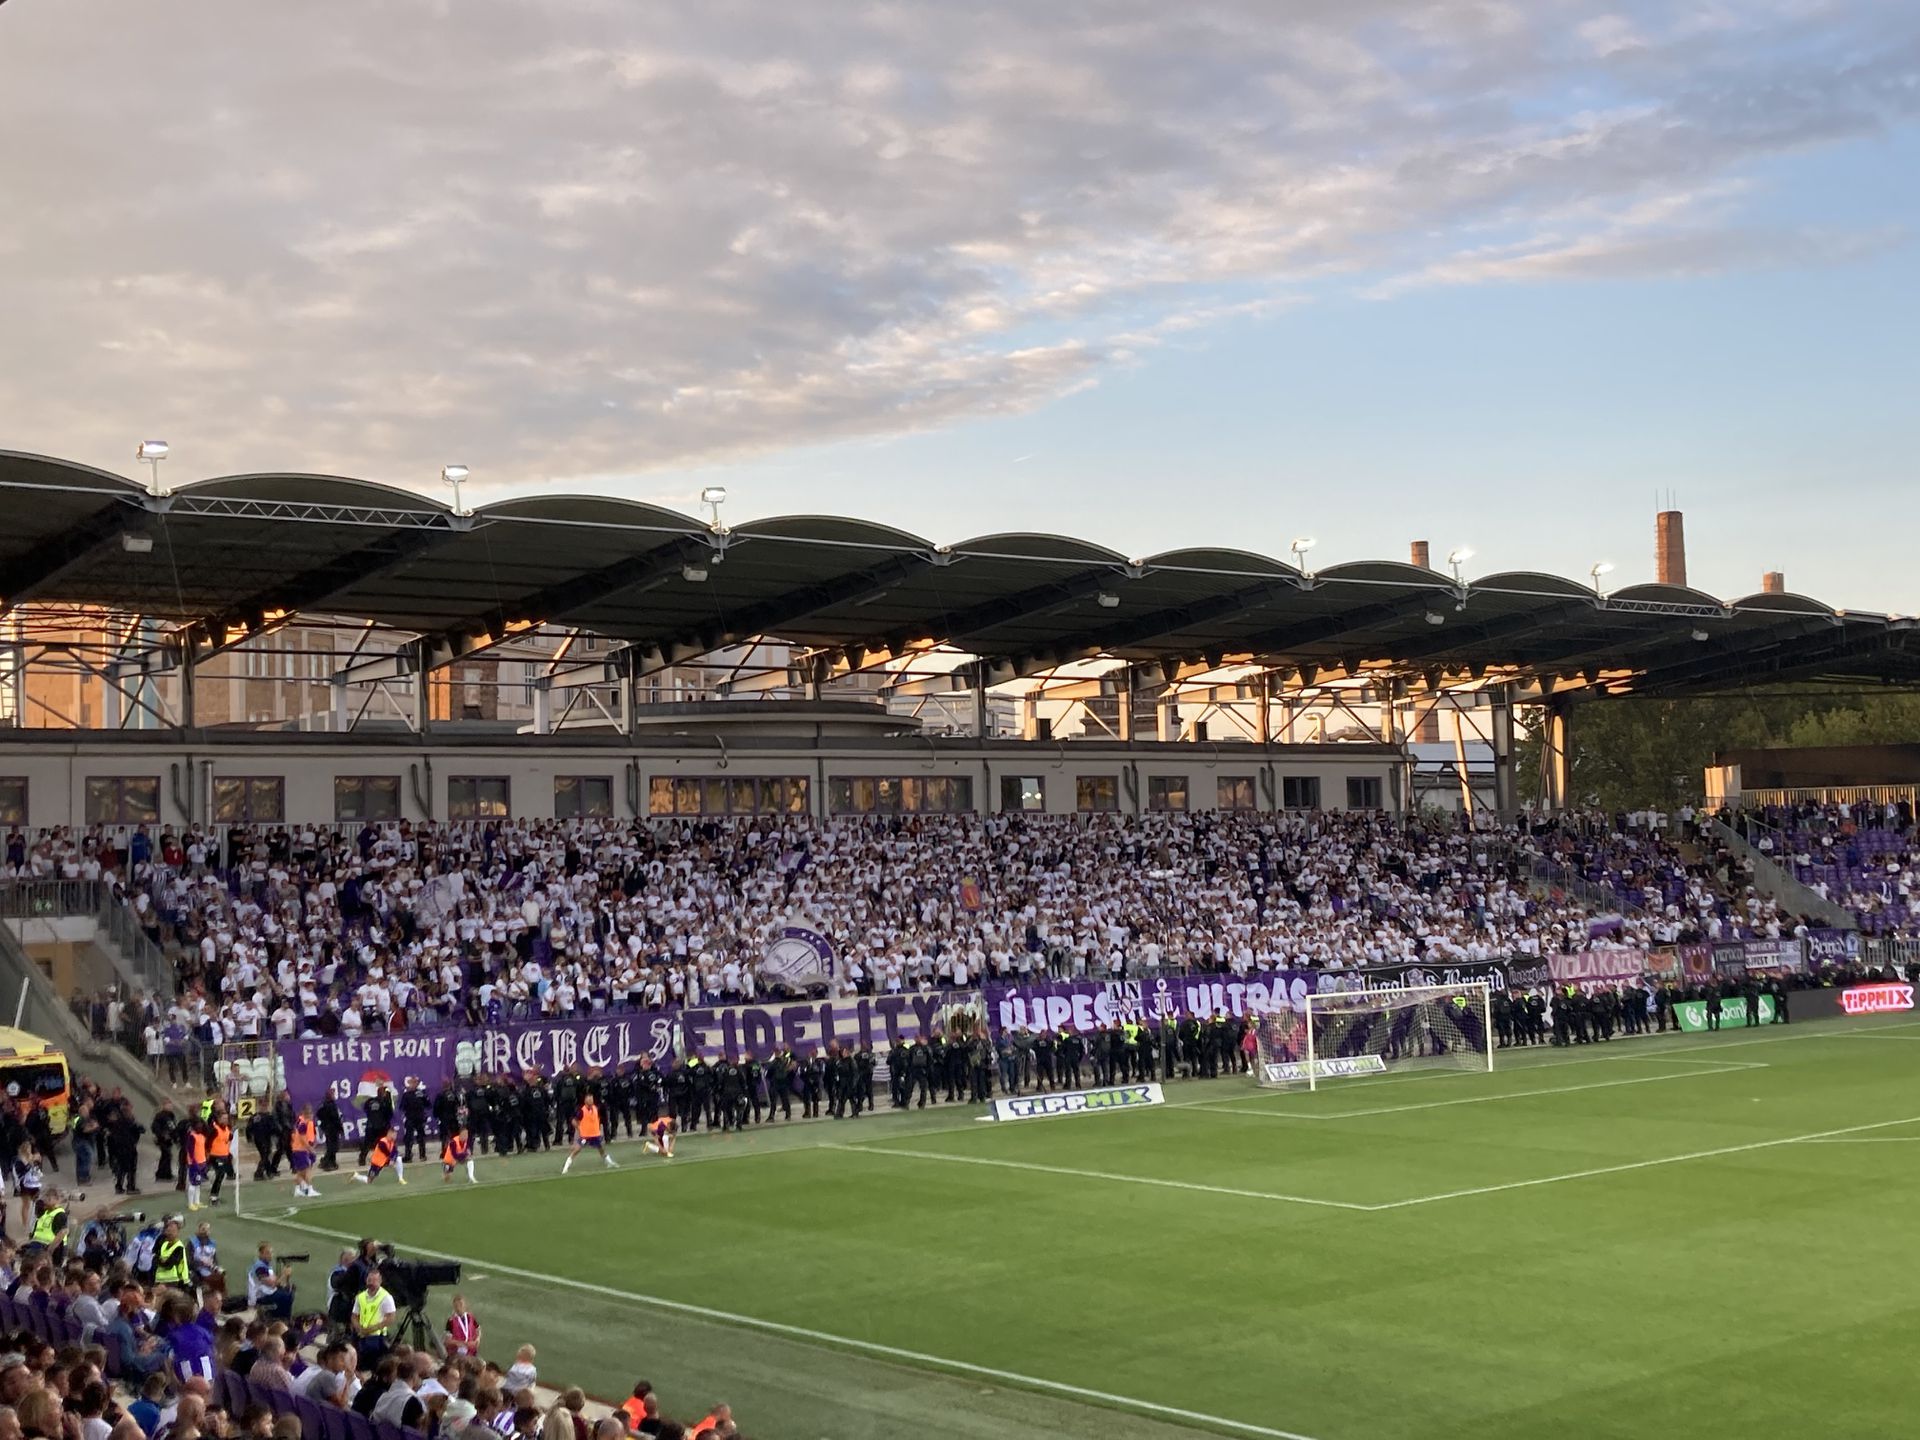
[343,1410,376,1440]
[293,1395,330,1440]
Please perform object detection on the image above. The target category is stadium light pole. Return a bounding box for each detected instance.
[442,464,471,516]
[1446,547,1473,585]
[1589,561,1614,596]
[135,440,169,495]
[1290,536,1316,578]
[701,485,728,532]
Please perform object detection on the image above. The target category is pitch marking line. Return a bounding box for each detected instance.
[1186,1063,1763,1121]
[1368,1112,1920,1210]
[256,1215,1324,1440]
[826,1142,1372,1210]
[1799,1136,1920,1144]
[835,1114,1920,1215]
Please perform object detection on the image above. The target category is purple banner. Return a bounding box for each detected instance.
[986,974,1328,1036]
[1141,972,1320,1022]
[679,993,975,1062]
[1548,945,1648,989]
[987,980,1145,1036]
[278,1010,678,1143]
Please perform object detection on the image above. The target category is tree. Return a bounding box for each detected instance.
[1514,689,1920,810]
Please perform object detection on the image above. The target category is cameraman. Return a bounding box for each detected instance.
[24,1186,71,1263]
[326,1249,357,1336]
[351,1267,397,1366]
[247,1242,295,1321]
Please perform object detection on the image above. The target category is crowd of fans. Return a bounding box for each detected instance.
[0,1207,745,1440]
[5,801,1916,1440]
[4,808,1790,1047]
[1735,799,1920,936]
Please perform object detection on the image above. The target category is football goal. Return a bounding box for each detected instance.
[1255,982,1494,1090]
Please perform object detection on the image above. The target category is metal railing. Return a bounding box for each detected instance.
[1526,857,1648,919]
[0,879,175,997]
[1707,818,1858,931]
[1735,785,1920,811]
[1861,937,1920,971]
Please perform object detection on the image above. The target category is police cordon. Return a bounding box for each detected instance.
[989,1083,1166,1121]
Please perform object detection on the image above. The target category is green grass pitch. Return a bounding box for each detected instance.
[217,1014,1920,1440]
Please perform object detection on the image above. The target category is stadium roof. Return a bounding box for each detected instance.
[2,449,1914,700]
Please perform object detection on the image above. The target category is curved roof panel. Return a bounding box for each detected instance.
[0,449,1909,698]
[1726,590,1839,617]
[733,515,934,552]
[1317,559,1456,587]
[947,532,1132,565]
[178,473,452,511]
[1607,582,1727,610]
[476,495,705,534]
[0,450,148,498]
[1471,571,1599,601]
[1143,548,1300,579]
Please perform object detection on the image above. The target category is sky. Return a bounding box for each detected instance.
[1,0,1916,609]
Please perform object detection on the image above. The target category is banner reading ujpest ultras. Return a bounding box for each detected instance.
[277,1010,679,1143]
[679,992,976,1062]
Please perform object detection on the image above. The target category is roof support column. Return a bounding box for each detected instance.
[412,640,431,736]
[971,673,987,738]
[181,648,197,730]
[620,649,637,739]
[531,683,552,736]
[1452,721,1476,819]
[1539,698,1572,812]
[1490,686,1517,816]
[1157,694,1178,742]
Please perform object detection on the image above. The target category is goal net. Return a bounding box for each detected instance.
[1256,982,1493,1090]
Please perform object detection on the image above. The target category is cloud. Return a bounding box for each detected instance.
[0,0,1915,491]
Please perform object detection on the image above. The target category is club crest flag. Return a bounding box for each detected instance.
[761,925,835,986]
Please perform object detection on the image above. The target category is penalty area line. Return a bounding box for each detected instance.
[826,1142,1371,1210]
[1367,1112,1920,1210]
[253,1213,1325,1440]
[1187,1062,1761,1122]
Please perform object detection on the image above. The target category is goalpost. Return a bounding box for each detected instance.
[1255,982,1494,1090]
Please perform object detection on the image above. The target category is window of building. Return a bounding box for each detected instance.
[212,777,285,826]
[999,775,1045,812]
[1217,775,1257,811]
[827,776,975,815]
[1281,775,1321,810]
[84,777,160,826]
[554,776,614,820]
[1147,775,1189,811]
[334,776,402,823]
[1346,775,1384,810]
[648,775,810,816]
[449,777,511,820]
[1076,775,1120,813]
[0,778,25,827]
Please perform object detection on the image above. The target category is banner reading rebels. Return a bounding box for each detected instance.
[277,1010,678,1143]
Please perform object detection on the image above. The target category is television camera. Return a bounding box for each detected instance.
[363,1243,462,1352]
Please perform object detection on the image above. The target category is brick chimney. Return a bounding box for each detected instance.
[1655,510,1687,586]
[1762,571,1785,595]
[1410,540,1431,570]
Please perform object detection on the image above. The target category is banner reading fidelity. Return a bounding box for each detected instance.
[680,992,972,1062]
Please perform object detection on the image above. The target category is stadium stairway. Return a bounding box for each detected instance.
[0,919,173,1112]
[1707,817,1858,929]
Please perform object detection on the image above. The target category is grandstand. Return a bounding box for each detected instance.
[6,455,1920,1440]
[4,451,1919,830]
